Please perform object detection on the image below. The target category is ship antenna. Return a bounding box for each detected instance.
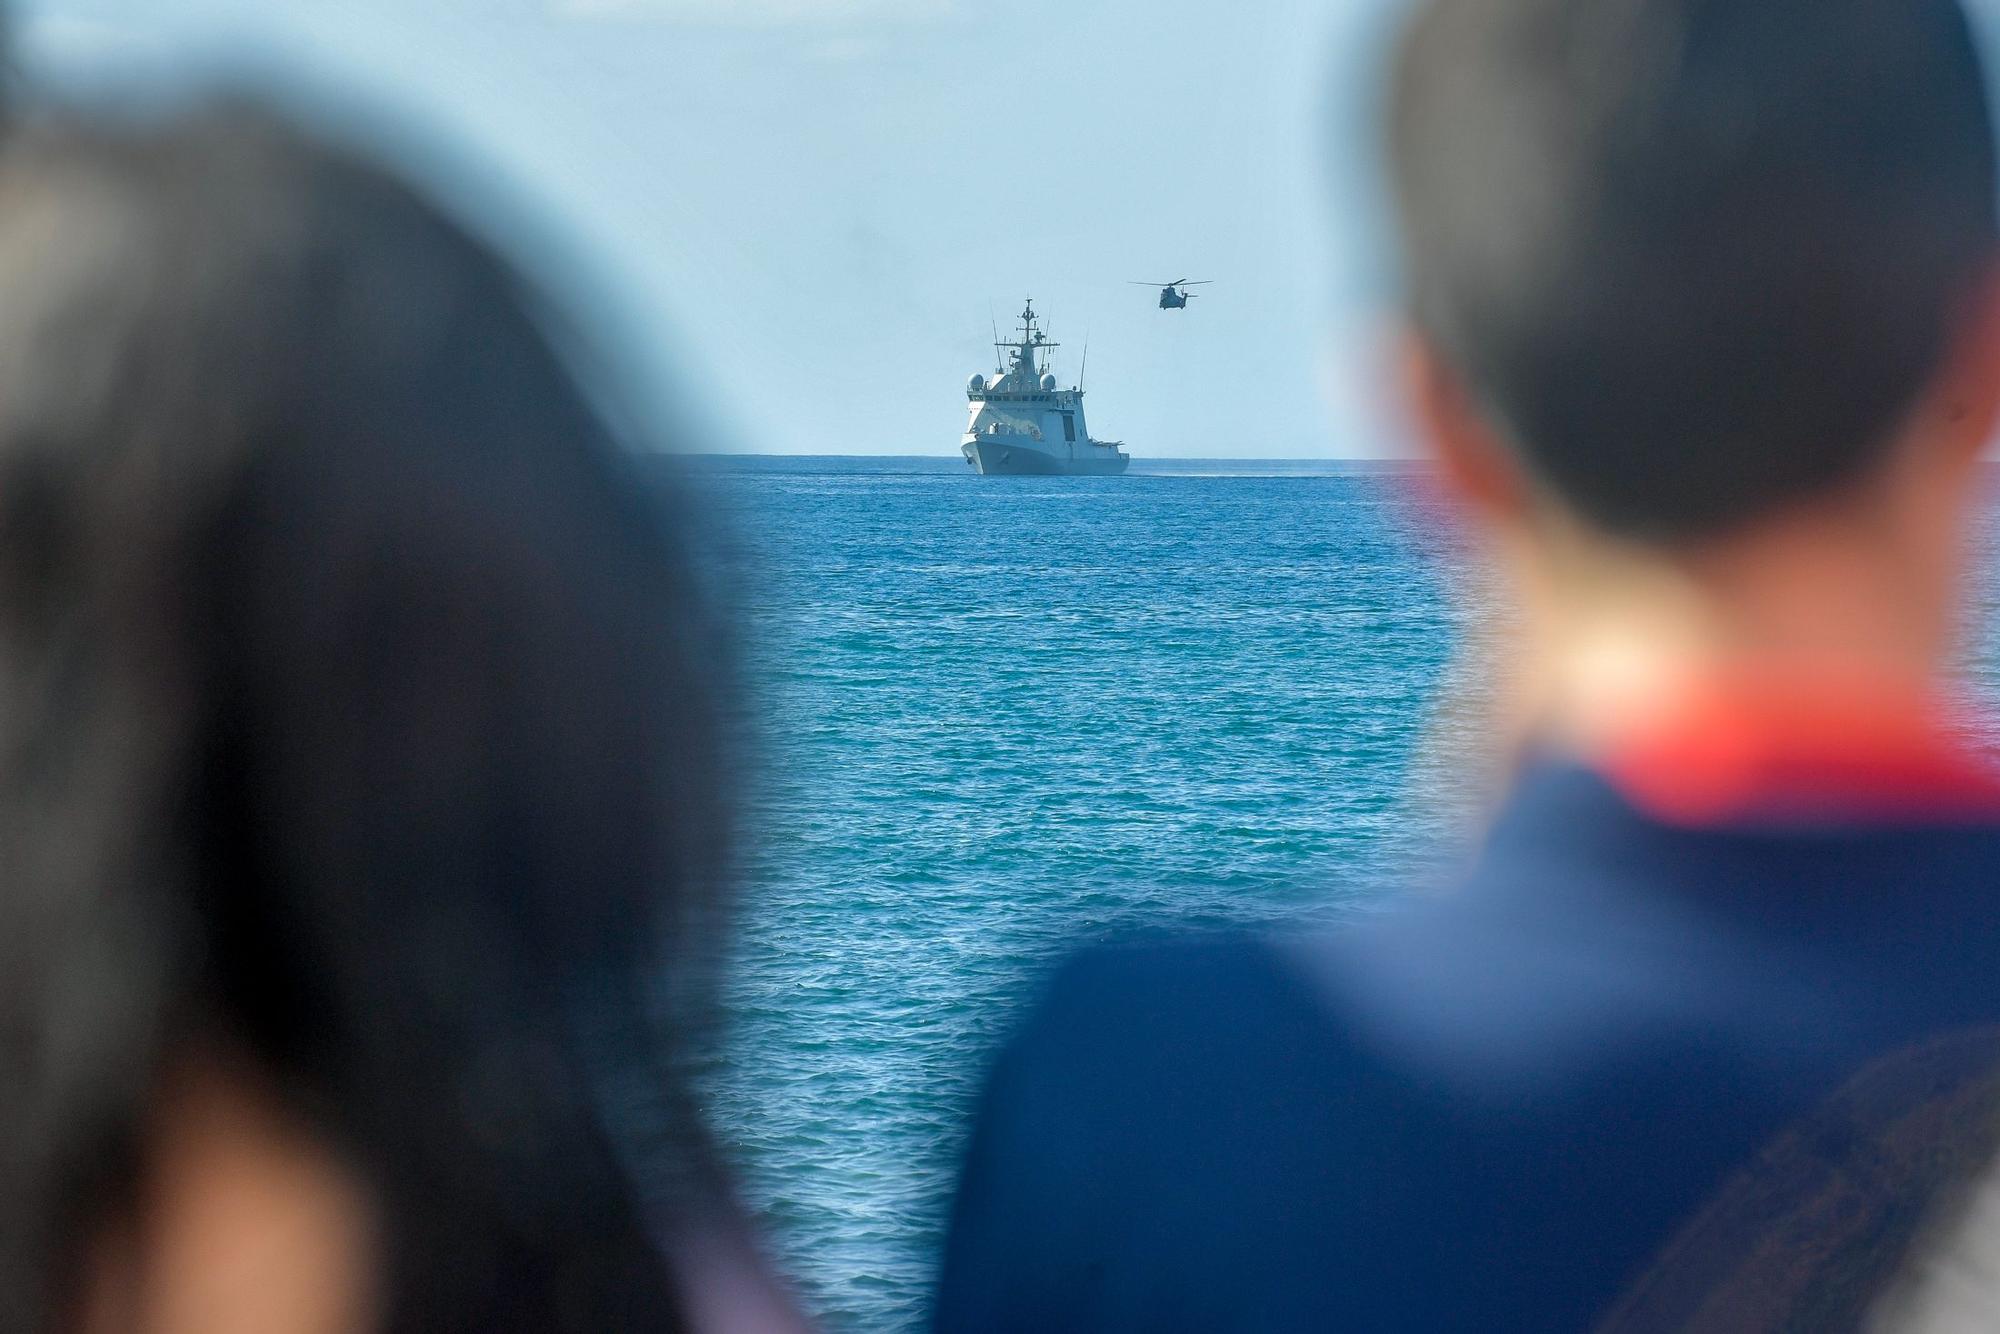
[1079,329,1089,391]
[988,302,1001,371]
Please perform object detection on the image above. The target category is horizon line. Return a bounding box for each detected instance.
[681,451,1433,462]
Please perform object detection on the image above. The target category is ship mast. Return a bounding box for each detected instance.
[997,298,1059,383]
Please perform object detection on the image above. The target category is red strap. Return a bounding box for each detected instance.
[1598,672,2000,826]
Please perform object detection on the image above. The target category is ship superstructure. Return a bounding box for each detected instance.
[961,301,1129,476]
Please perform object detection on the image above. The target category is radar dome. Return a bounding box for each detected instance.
[1040,373,1058,391]
[967,373,986,393]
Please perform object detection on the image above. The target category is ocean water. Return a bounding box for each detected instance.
[695,455,2000,1331]
[697,455,1489,1329]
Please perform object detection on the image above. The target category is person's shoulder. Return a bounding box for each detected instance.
[959,927,1378,1187]
[937,914,1683,1331]
[1028,929,1314,1029]
[994,874,1707,1121]
[936,931,1383,1329]
[1001,929,1350,1089]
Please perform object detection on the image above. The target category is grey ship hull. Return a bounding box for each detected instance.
[962,440,1129,476]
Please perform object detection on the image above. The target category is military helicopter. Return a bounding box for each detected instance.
[1129,279,1212,310]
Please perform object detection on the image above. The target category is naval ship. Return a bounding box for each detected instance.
[961,301,1129,475]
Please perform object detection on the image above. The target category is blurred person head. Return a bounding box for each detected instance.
[0,105,770,1331]
[1388,0,2000,743]
[1380,6,2000,1322]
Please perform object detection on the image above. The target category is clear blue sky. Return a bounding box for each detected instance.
[14,0,2000,459]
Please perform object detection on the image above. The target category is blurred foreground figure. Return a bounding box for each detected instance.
[0,109,802,1332]
[937,1,2000,1329]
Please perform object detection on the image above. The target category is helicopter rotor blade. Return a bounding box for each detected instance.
[1181,280,1214,286]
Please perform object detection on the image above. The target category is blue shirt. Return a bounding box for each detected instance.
[934,760,2000,1331]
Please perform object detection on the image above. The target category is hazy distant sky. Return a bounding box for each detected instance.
[14,1,2000,459]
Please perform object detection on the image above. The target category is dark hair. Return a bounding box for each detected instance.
[0,107,736,1330]
[1388,0,2000,539]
